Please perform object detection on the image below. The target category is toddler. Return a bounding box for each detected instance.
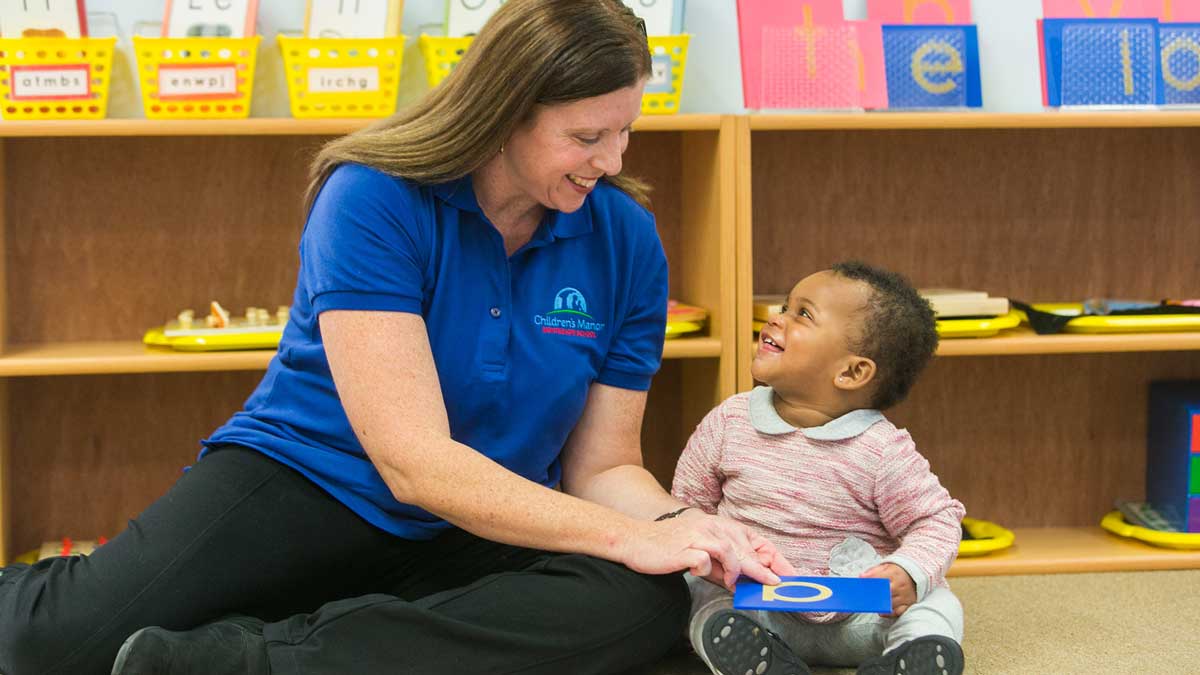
[672,261,965,675]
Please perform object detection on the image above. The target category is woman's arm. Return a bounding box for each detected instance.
[321,309,780,586]
[559,380,796,588]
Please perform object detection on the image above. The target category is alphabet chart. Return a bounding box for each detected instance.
[305,0,403,38]
[445,0,506,37]
[0,0,88,38]
[162,0,258,38]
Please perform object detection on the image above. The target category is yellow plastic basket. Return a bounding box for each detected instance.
[133,36,260,119]
[418,34,690,115]
[277,35,405,118]
[643,35,689,114]
[0,37,116,120]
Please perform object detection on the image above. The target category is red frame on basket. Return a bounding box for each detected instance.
[155,62,241,101]
[8,63,91,100]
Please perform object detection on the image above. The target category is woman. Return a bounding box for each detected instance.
[0,2,793,674]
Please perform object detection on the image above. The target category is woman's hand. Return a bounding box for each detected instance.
[861,562,917,617]
[619,510,797,590]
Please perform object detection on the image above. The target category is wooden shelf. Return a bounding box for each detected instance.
[936,328,1200,356]
[12,111,1200,137]
[749,326,1200,357]
[0,337,724,376]
[949,526,1200,577]
[748,111,1200,131]
[0,114,723,138]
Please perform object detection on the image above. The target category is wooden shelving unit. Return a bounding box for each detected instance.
[0,114,736,563]
[736,112,1200,576]
[3,111,1198,575]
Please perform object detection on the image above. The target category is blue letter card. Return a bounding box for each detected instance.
[1161,24,1200,106]
[1042,18,1164,107]
[733,576,892,614]
[882,24,982,108]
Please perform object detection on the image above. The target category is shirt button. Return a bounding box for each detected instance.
[490,307,502,318]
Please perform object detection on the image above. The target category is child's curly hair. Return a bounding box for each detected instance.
[831,261,938,410]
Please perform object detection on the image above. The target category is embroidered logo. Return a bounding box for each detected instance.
[534,287,606,339]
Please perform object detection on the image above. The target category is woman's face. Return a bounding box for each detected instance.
[503,80,646,214]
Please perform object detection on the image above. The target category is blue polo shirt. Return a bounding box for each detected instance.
[204,163,668,539]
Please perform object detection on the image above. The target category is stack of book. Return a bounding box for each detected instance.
[667,300,707,339]
[753,289,1014,338]
[920,288,1010,319]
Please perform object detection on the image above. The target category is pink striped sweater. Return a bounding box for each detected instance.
[672,387,964,622]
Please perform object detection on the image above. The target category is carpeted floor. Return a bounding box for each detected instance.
[629,569,1200,675]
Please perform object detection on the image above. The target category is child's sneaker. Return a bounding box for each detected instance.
[700,610,811,675]
[856,635,964,675]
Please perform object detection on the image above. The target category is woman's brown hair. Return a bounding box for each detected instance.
[306,0,653,209]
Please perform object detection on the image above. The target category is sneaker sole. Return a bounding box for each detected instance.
[858,635,964,675]
[110,627,153,675]
[701,610,811,675]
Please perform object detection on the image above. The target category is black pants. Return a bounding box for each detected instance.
[0,446,689,675]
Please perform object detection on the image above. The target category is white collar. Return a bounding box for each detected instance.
[748,386,884,440]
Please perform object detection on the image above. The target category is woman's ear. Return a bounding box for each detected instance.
[834,356,876,391]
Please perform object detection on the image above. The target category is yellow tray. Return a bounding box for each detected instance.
[1100,510,1200,550]
[665,320,702,339]
[959,516,1016,557]
[418,34,689,115]
[1024,303,1200,334]
[936,310,1021,339]
[143,325,282,352]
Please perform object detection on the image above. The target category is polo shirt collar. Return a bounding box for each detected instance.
[748,386,884,440]
[432,174,594,242]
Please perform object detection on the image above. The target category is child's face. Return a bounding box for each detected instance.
[752,271,871,394]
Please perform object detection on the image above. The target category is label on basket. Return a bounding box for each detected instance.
[646,55,673,94]
[307,67,380,93]
[10,64,90,100]
[157,64,238,99]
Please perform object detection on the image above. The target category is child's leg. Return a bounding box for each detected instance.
[884,587,963,651]
[856,587,964,675]
[685,576,810,675]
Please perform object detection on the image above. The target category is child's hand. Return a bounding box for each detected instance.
[860,562,916,617]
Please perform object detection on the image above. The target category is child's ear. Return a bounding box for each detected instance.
[834,356,876,391]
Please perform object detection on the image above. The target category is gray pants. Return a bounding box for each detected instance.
[686,576,964,670]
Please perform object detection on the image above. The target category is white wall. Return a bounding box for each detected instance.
[79,1,1049,117]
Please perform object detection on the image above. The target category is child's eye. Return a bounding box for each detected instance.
[799,308,812,319]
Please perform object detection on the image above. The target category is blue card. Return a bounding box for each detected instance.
[882,24,982,109]
[1042,18,1164,107]
[1161,24,1200,106]
[733,576,892,614]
